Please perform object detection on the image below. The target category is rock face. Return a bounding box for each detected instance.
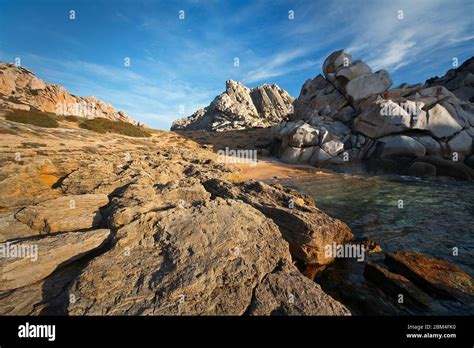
[171,80,293,132]
[0,229,111,291]
[202,180,353,265]
[426,56,474,102]
[0,62,138,124]
[15,194,109,233]
[68,198,349,315]
[271,50,474,179]
[384,252,474,303]
[0,122,350,316]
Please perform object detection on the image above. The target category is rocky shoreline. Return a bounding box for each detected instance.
[0,115,355,315]
[1,114,472,315]
[1,50,473,316]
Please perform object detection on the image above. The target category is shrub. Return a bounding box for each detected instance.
[79,118,151,137]
[5,110,58,128]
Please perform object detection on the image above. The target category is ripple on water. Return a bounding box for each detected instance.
[288,174,474,275]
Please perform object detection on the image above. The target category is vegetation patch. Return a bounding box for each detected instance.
[79,117,151,137]
[5,110,59,128]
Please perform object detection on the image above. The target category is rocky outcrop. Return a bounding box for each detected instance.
[272,50,474,179]
[171,80,293,132]
[0,120,350,315]
[0,62,138,124]
[319,249,473,315]
[426,56,474,102]
[384,252,474,303]
[202,179,353,265]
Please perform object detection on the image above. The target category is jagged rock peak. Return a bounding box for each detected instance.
[171,79,294,132]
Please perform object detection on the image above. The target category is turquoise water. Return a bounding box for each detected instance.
[286,174,474,276]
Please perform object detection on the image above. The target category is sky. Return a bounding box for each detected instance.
[0,0,473,129]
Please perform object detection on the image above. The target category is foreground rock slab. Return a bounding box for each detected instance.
[15,194,109,233]
[67,198,349,315]
[0,229,111,291]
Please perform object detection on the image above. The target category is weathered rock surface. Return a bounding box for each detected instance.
[0,229,111,291]
[15,194,109,233]
[426,57,474,102]
[248,261,350,315]
[0,62,138,124]
[171,80,293,132]
[385,252,474,303]
[67,198,349,315]
[377,135,426,158]
[269,50,474,179]
[202,180,353,265]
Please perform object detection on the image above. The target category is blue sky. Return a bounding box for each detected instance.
[0,0,473,129]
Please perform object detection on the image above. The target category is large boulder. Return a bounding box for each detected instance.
[426,103,463,139]
[288,123,319,147]
[345,70,392,104]
[447,130,472,159]
[354,98,427,138]
[67,198,349,315]
[377,135,426,158]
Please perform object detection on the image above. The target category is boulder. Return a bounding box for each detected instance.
[288,123,319,147]
[281,146,303,164]
[447,130,472,159]
[405,162,437,177]
[0,229,111,291]
[321,139,344,157]
[336,60,372,81]
[322,50,352,83]
[426,103,463,139]
[14,194,109,233]
[345,70,392,103]
[310,147,332,164]
[416,155,474,180]
[377,135,426,158]
[411,135,442,156]
[354,98,427,138]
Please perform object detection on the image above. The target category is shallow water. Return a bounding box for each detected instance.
[286,174,474,276]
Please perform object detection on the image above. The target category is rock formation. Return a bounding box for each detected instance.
[0,114,350,315]
[0,62,138,124]
[271,50,474,179]
[171,80,293,132]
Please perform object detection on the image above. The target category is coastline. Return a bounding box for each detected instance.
[226,156,336,182]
